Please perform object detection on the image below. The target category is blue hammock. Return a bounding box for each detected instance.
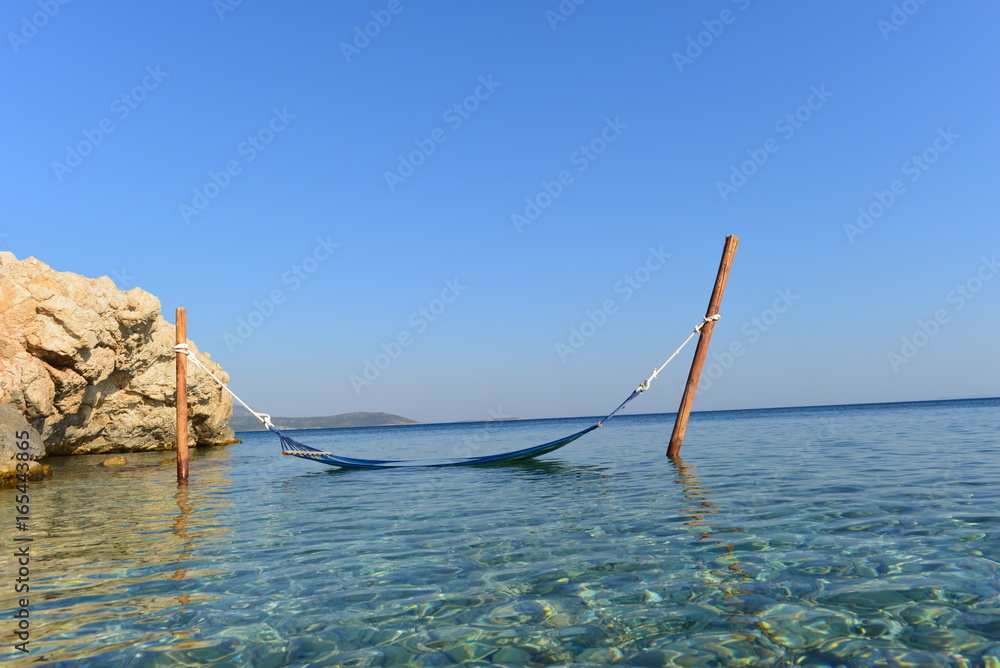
[276,424,601,469]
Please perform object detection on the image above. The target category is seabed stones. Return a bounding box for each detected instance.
[758,603,861,649]
[637,632,777,667]
[801,637,959,667]
[17,402,1000,666]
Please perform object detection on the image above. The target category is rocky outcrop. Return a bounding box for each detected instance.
[0,252,235,457]
[0,402,50,485]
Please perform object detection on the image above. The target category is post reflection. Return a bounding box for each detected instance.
[669,458,763,633]
[171,485,193,605]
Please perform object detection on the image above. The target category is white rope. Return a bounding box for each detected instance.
[171,312,722,432]
[173,344,274,430]
[633,314,721,394]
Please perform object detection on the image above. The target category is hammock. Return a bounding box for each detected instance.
[273,424,600,469]
[175,315,717,469]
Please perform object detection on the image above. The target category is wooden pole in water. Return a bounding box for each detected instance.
[175,307,189,483]
[667,235,739,458]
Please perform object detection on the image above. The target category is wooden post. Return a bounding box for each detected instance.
[667,235,739,458]
[175,307,189,483]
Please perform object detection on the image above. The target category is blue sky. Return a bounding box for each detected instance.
[2,1,998,423]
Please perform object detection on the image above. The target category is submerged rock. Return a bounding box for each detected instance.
[492,646,533,664]
[0,252,235,456]
[99,454,128,467]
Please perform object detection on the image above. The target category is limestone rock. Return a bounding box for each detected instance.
[0,252,235,456]
[0,402,48,485]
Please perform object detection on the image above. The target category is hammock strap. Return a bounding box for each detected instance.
[597,314,719,426]
[173,344,275,430]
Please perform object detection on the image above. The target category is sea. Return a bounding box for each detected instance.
[2,398,999,667]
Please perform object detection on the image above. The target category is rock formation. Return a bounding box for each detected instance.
[0,402,50,485]
[0,252,235,459]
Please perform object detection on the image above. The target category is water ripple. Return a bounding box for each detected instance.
[1,400,999,666]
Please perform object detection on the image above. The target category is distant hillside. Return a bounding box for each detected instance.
[230,406,419,431]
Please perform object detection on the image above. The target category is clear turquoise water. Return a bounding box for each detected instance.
[2,399,999,667]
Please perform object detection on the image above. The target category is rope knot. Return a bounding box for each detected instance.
[694,313,721,333]
[173,344,190,355]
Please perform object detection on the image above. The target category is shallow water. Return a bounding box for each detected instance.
[2,399,999,666]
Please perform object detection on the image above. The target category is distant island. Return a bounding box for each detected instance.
[230,406,419,431]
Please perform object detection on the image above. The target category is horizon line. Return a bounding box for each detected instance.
[233,395,999,432]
